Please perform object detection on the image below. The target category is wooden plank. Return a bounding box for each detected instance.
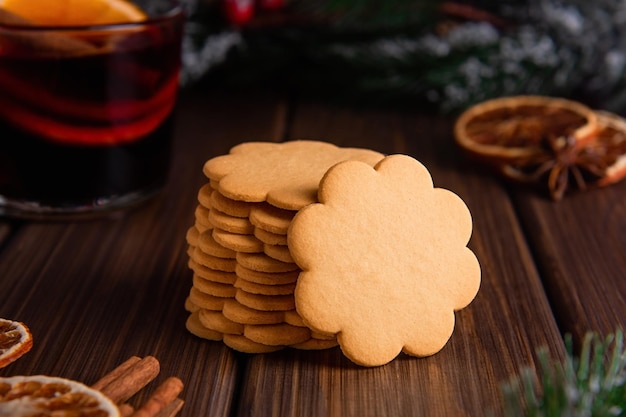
[512,181,626,342]
[0,90,285,415]
[0,222,11,248]
[235,102,566,417]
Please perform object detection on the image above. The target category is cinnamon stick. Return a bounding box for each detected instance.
[92,356,142,391]
[119,403,135,417]
[154,398,184,417]
[130,377,184,417]
[99,356,161,404]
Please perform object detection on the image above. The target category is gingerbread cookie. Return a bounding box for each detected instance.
[188,259,237,284]
[194,205,212,233]
[253,228,288,246]
[208,209,255,234]
[193,275,237,298]
[235,264,300,286]
[198,230,236,259]
[210,188,254,218]
[263,243,294,264]
[191,247,237,272]
[244,323,311,346]
[186,311,223,341]
[222,334,283,354]
[197,183,213,209]
[249,204,295,235]
[213,228,264,253]
[198,309,244,335]
[288,154,481,366]
[235,289,296,312]
[186,226,200,247]
[222,299,286,325]
[203,140,384,210]
[188,287,229,311]
[236,252,299,273]
[234,277,296,296]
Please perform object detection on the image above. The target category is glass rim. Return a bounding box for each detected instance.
[0,2,184,31]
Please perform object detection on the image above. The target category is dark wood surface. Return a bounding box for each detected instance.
[1,88,625,417]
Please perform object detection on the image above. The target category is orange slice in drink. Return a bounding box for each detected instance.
[454,95,598,165]
[0,318,33,369]
[0,375,120,416]
[0,0,146,26]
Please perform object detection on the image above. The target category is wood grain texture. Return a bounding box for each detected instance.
[232,101,566,417]
[0,89,285,416]
[2,90,623,417]
[0,223,8,240]
[512,182,626,342]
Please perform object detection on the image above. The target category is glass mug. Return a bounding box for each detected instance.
[0,1,184,219]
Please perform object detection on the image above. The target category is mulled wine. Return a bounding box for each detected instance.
[0,3,184,218]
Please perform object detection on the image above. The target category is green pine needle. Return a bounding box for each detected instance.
[501,330,626,417]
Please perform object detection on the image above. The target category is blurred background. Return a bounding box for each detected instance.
[178,0,626,114]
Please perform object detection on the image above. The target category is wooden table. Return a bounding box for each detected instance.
[1,88,625,416]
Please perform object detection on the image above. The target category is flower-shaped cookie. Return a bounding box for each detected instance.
[288,154,481,366]
[203,141,384,210]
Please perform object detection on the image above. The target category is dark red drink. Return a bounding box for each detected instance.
[0,4,184,218]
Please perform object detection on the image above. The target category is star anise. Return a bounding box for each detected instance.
[454,96,626,201]
[501,114,626,200]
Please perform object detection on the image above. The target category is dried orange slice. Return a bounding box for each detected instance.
[0,319,33,369]
[454,95,598,165]
[0,0,146,26]
[494,109,626,200]
[594,111,626,187]
[0,375,120,416]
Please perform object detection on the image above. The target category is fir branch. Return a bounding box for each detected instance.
[501,330,626,417]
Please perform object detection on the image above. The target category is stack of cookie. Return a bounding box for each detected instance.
[184,140,385,353]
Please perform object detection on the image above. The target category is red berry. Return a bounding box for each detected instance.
[223,0,255,25]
